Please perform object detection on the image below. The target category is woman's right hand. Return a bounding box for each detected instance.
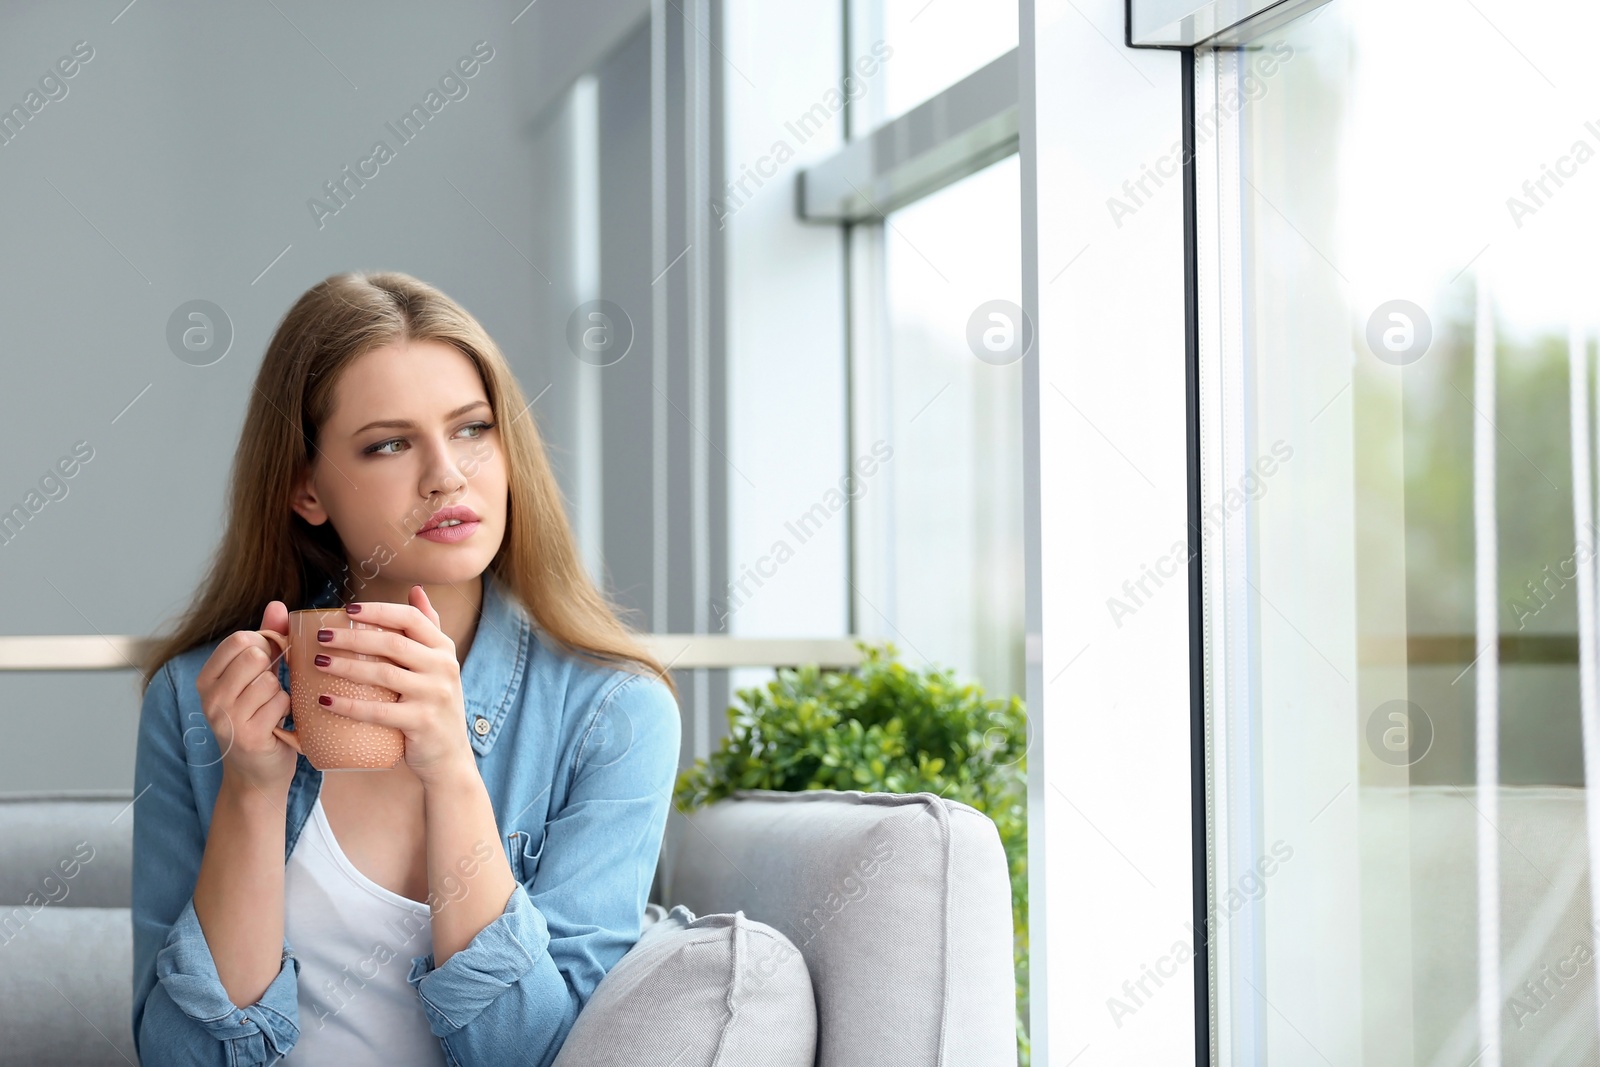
[194,600,301,798]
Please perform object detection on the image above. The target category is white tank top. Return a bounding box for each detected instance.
[283,794,447,1065]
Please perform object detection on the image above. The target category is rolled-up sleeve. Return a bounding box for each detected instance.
[404,673,682,1067]
[131,658,303,1066]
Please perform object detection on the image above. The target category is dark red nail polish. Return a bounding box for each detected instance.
[318,694,333,706]
[318,629,332,642]
[346,604,362,614]
[314,654,330,667]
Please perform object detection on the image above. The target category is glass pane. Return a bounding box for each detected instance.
[851,0,1017,127]
[853,153,1025,706]
[1205,1,1600,1063]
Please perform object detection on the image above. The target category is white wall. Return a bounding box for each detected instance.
[1023,0,1198,1061]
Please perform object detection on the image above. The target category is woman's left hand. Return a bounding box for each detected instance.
[313,585,476,789]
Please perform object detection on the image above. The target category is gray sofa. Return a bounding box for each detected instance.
[0,787,1018,1066]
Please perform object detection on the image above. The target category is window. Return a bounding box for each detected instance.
[827,0,1026,703]
[1198,1,1600,1062]
[851,153,1026,703]
[851,0,1018,127]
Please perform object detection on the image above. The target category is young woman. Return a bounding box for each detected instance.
[130,271,682,1067]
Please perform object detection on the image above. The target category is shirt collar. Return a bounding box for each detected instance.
[296,569,529,757]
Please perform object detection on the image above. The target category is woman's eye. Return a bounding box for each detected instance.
[366,422,489,454]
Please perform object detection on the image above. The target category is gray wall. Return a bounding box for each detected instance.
[0,0,732,792]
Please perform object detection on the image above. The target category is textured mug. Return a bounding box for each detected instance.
[268,608,406,771]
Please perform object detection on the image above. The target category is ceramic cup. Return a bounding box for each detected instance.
[263,608,406,771]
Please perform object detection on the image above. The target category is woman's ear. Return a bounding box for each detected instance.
[289,469,329,526]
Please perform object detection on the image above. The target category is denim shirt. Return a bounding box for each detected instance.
[131,570,682,1067]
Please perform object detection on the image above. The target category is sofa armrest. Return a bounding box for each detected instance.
[660,788,1016,1067]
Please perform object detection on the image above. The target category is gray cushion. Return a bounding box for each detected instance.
[658,789,1017,1067]
[551,903,816,1067]
[0,792,132,908]
[0,792,136,1066]
[0,904,136,1066]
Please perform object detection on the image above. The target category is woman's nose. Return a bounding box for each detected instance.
[423,449,467,499]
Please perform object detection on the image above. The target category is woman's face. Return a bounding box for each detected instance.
[291,339,508,599]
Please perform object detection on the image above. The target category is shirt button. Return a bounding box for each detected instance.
[473,716,490,737]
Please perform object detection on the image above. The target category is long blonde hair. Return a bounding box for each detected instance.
[140,270,676,701]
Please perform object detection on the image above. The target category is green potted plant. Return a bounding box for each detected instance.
[673,640,1031,1066]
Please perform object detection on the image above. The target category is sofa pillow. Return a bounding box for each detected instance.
[0,905,137,1067]
[551,904,815,1067]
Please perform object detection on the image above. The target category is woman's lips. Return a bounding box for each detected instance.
[416,520,480,544]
